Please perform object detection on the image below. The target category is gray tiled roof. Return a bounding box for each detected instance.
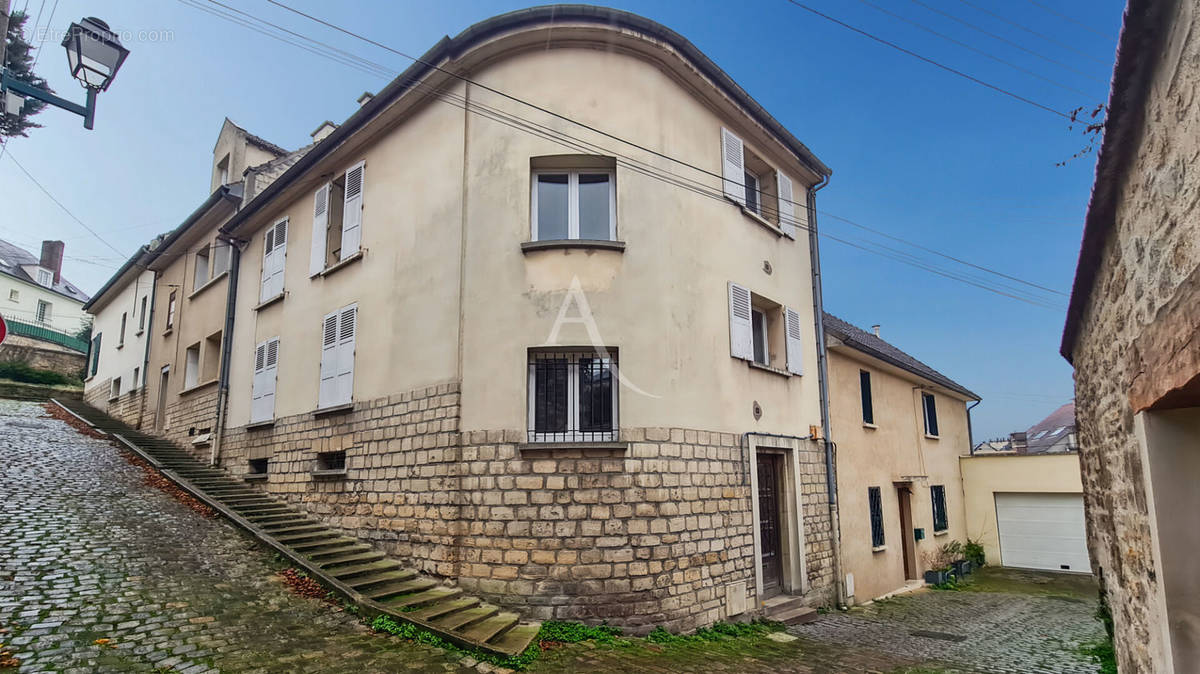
[0,239,90,303]
[823,312,978,400]
[1023,402,1076,454]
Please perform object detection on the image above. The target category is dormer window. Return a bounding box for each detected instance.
[35,267,53,288]
[217,154,230,186]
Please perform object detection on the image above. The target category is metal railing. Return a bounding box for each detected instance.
[3,317,90,353]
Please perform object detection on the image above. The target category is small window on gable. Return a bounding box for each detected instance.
[720,127,798,237]
[922,392,939,437]
[531,161,616,242]
[309,161,365,276]
[35,267,53,288]
[860,370,874,425]
[728,283,803,375]
[193,245,211,291]
[217,154,230,186]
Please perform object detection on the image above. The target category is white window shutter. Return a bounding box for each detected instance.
[318,311,339,408]
[777,172,796,238]
[728,282,753,360]
[310,183,331,276]
[262,338,278,420]
[260,229,275,303]
[721,128,746,205]
[784,306,804,375]
[335,305,357,405]
[340,162,365,260]
[269,218,288,298]
[251,341,267,422]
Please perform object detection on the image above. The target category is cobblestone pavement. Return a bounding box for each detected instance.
[0,400,474,673]
[789,578,1105,674]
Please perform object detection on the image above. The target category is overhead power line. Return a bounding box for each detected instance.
[179,0,1066,310]
[28,0,57,70]
[953,0,1111,65]
[907,0,1107,84]
[3,151,128,258]
[853,0,1090,96]
[1024,0,1112,39]
[781,0,1071,119]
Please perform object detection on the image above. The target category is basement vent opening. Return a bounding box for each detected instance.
[249,458,268,475]
[313,450,347,478]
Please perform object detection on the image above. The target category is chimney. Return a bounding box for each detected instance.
[39,240,64,284]
[357,91,374,107]
[1010,431,1028,454]
[871,324,881,337]
[310,120,338,143]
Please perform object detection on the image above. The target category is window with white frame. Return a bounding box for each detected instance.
[132,367,140,390]
[728,282,803,374]
[531,169,616,241]
[527,349,618,442]
[35,267,53,287]
[193,245,211,291]
[251,337,279,423]
[720,127,798,237]
[309,161,365,276]
[8,289,17,301]
[922,392,939,437]
[35,299,51,324]
[184,343,200,389]
[166,291,177,329]
[109,377,121,400]
[138,296,148,332]
[318,305,356,408]
[261,218,288,302]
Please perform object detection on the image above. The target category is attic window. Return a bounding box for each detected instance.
[217,154,230,185]
[35,267,53,288]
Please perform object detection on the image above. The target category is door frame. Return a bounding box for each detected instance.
[155,365,170,430]
[748,434,809,603]
[756,452,785,598]
[895,482,918,580]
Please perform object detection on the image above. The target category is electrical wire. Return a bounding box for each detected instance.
[853,0,1091,97]
[1024,0,1111,39]
[175,0,1067,310]
[27,0,56,71]
[780,0,1070,118]
[907,0,1107,84]
[953,0,1111,65]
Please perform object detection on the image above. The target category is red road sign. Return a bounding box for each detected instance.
[0,314,7,346]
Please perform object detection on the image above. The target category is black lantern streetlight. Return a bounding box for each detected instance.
[1,16,129,129]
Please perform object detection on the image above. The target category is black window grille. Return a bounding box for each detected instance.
[922,392,939,436]
[860,370,874,424]
[931,485,948,532]
[869,486,885,547]
[528,349,618,442]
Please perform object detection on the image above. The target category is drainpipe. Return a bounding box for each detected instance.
[210,236,242,466]
[807,174,845,609]
[137,268,156,428]
[966,399,981,455]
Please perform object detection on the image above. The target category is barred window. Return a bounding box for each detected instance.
[931,485,948,533]
[528,349,618,442]
[869,486,885,548]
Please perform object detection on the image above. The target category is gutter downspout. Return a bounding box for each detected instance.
[807,174,845,609]
[210,236,242,466]
[966,399,981,455]
[137,269,156,428]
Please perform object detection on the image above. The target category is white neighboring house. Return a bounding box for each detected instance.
[0,239,91,334]
[82,246,156,405]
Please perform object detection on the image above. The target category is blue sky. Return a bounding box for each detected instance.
[1,0,1124,440]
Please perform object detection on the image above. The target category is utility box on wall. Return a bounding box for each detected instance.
[725,581,747,616]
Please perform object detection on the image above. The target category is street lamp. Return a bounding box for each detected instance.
[1,16,129,130]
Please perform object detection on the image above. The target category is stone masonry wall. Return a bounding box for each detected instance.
[1070,5,1200,670]
[84,380,146,429]
[161,385,221,463]
[0,335,87,377]
[220,382,836,632]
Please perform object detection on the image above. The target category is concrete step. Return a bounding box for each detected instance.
[307,544,372,560]
[458,613,519,644]
[433,605,498,632]
[328,560,401,580]
[370,578,438,602]
[404,595,477,620]
[378,587,461,610]
[771,606,818,625]
[318,550,386,568]
[346,569,418,592]
[489,624,540,657]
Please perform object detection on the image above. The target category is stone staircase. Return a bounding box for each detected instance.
[763,594,819,625]
[51,398,540,658]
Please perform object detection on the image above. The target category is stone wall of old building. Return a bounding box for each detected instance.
[0,335,87,378]
[220,381,835,632]
[1069,3,1200,669]
[83,380,147,428]
[161,385,221,463]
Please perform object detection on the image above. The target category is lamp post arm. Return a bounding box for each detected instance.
[1,71,97,129]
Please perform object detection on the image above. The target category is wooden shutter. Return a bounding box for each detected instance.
[260,228,275,303]
[721,128,746,205]
[777,172,796,238]
[340,161,365,260]
[251,341,267,422]
[262,338,278,420]
[784,306,804,375]
[318,311,339,408]
[309,183,330,276]
[728,282,753,360]
[268,218,287,299]
[335,305,357,405]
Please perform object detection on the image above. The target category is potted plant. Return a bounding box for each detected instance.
[921,548,953,585]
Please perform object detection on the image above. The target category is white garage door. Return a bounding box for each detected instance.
[995,492,1091,572]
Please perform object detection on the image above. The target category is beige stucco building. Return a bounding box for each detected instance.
[1061,0,1200,669]
[823,314,977,604]
[83,7,849,631]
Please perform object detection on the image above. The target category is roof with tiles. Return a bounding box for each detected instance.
[823,312,978,400]
[0,239,90,303]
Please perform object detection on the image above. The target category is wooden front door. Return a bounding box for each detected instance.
[757,454,784,597]
[897,484,918,580]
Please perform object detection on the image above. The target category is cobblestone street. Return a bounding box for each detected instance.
[789,570,1105,674]
[0,399,1105,673]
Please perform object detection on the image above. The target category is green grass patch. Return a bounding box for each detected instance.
[1078,640,1117,674]
[0,361,81,387]
[645,620,784,645]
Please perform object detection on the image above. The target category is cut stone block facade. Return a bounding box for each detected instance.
[84,381,146,428]
[220,382,835,631]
